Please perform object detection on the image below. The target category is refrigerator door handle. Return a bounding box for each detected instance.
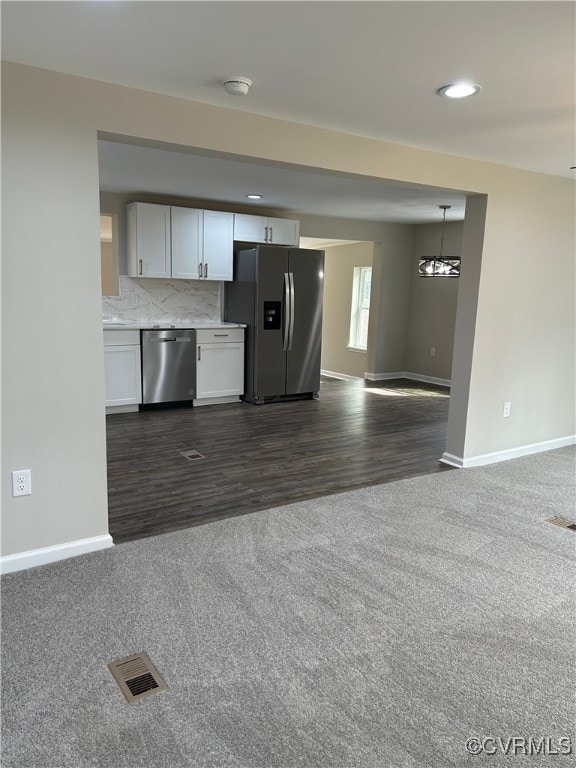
[288,271,295,351]
[283,272,290,351]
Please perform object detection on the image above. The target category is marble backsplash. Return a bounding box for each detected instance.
[102,276,222,325]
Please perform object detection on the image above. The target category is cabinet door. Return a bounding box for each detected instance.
[127,203,171,278]
[171,206,202,280]
[233,213,268,244]
[203,210,234,281]
[268,217,300,246]
[196,343,244,398]
[104,345,142,406]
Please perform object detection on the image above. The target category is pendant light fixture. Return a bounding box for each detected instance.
[418,205,461,278]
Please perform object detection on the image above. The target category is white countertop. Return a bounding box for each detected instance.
[103,321,245,330]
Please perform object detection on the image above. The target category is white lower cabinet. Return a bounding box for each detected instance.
[195,328,244,405]
[103,327,244,410]
[103,330,142,411]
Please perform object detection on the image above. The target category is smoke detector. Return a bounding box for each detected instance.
[220,76,252,96]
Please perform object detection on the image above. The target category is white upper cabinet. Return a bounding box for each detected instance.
[233,213,300,246]
[127,203,234,281]
[171,206,202,279]
[267,217,300,246]
[127,202,171,278]
[202,210,234,281]
[233,213,269,243]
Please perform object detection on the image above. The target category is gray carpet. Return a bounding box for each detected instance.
[1,447,575,768]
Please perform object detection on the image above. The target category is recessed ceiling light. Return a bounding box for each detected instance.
[437,82,481,99]
[246,194,262,199]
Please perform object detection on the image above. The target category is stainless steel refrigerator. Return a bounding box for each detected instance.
[224,246,324,404]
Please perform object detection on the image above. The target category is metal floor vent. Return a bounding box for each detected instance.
[180,449,205,461]
[108,652,167,703]
[545,516,576,532]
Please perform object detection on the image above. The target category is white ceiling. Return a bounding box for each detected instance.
[3,1,574,223]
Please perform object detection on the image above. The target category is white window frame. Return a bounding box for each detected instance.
[348,266,372,351]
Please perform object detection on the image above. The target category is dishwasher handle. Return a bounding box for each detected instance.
[148,336,192,343]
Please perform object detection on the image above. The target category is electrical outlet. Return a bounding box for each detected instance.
[12,469,32,497]
[503,401,511,418]
[430,347,436,357]
[125,294,139,308]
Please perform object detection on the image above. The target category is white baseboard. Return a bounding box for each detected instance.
[193,396,241,406]
[440,434,576,469]
[439,452,465,468]
[321,370,362,381]
[365,371,451,387]
[0,534,114,575]
[106,404,139,414]
[364,371,405,381]
[404,372,451,388]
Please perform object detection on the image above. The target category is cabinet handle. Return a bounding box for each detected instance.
[204,262,208,278]
[269,226,273,243]
[214,334,229,337]
[198,347,201,361]
[198,262,202,278]
[265,225,269,243]
[138,259,143,276]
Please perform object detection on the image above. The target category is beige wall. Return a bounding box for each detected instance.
[368,230,415,376]
[297,213,406,244]
[100,240,118,296]
[321,221,463,383]
[322,224,461,382]
[405,222,463,380]
[460,189,574,458]
[2,63,574,559]
[321,242,374,378]
[2,66,108,556]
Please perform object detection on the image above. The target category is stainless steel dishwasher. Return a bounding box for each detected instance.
[141,329,196,404]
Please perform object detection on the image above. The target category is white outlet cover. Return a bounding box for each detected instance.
[12,469,32,496]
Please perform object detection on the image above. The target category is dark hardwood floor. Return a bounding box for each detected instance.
[106,378,453,543]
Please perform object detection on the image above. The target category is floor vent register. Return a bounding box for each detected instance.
[545,516,576,532]
[108,652,167,703]
[180,449,205,461]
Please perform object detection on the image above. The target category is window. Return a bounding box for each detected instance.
[349,266,372,350]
